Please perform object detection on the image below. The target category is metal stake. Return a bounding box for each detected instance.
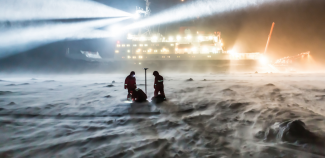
[144,68,148,95]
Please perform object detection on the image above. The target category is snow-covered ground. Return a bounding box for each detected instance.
[1,73,325,158]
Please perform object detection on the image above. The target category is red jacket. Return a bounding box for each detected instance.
[125,75,136,89]
[154,75,164,88]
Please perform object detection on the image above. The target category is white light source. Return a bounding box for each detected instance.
[228,49,236,54]
[134,12,140,19]
[198,36,203,41]
[203,47,208,52]
[187,35,192,40]
[152,36,158,41]
[169,36,174,41]
[259,56,268,64]
[177,35,181,40]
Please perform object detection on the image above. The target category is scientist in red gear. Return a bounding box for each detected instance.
[153,71,166,100]
[125,71,137,100]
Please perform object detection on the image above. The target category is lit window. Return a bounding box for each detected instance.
[162,56,165,58]
[133,44,137,47]
[144,44,148,46]
[127,56,131,59]
[140,44,143,47]
[167,56,170,58]
[122,44,125,47]
[148,49,152,52]
[187,35,192,40]
[154,50,157,52]
[127,50,130,53]
[133,56,136,59]
[136,49,141,53]
[127,44,130,47]
[115,50,119,53]
[139,56,143,59]
[171,44,174,46]
[117,44,120,47]
[177,36,181,40]
[139,62,141,65]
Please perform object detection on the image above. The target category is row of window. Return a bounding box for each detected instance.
[117,44,174,47]
[116,49,170,53]
[121,55,217,59]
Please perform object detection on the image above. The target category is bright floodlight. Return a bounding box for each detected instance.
[228,49,237,54]
[134,12,140,19]
[259,56,269,64]
[169,36,174,41]
[187,35,192,40]
[203,47,208,52]
[177,35,181,40]
[152,36,158,41]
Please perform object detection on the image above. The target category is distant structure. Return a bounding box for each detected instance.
[66,48,102,62]
[114,0,261,62]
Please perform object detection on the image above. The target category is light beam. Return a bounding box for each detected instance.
[0,17,129,58]
[0,0,131,21]
[124,0,285,31]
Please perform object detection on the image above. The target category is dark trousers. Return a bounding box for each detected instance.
[154,86,165,98]
[127,88,135,99]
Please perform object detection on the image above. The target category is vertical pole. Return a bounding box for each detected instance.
[144,68,148,95]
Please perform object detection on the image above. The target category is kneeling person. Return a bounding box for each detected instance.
[132,88,147,102]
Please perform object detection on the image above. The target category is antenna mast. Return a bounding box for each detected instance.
[136,0,151,35]
[264,22,275,55]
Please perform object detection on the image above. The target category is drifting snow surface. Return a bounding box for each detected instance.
[1,73,325,158]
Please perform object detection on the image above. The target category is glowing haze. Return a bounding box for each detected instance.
[0,0,131,21]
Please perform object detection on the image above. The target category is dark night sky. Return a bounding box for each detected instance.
[1,0,325,69]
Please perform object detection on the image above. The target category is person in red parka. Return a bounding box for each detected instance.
[153,71,165,99]
[125,71,137,100]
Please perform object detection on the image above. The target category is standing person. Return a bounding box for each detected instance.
[153,71,165,99]
[125,71,137,100]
